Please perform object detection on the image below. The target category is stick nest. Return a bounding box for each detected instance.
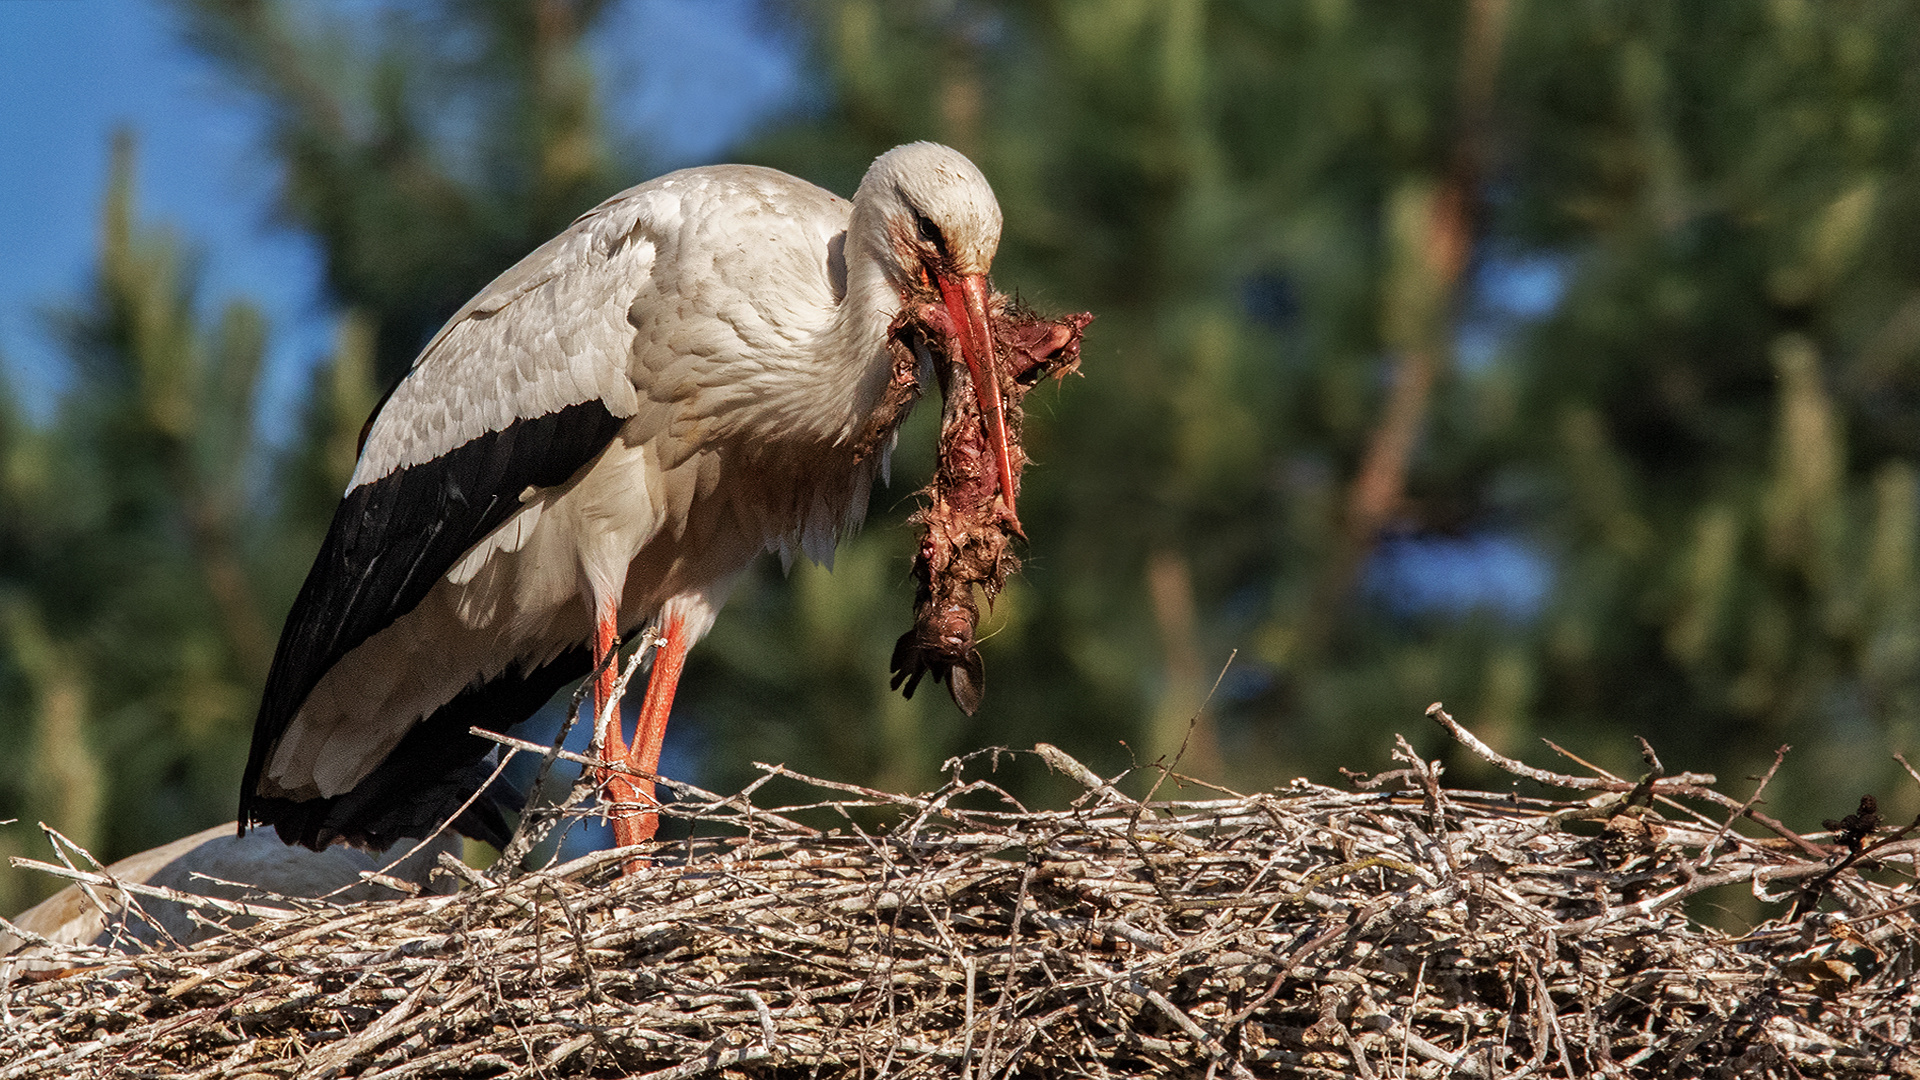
[5,706,1918,1078]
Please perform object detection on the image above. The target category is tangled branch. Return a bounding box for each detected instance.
[4,709,1917,1078]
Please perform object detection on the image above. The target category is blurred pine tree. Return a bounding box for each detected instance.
[0,135,389,905]
[12,1,1920,898]
[0,135,272,904]
[731,0,1920,828]
[1502,0,1920,819]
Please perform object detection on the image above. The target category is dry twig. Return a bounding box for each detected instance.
[5,712,1917,1078]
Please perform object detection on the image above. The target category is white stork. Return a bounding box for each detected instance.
[240,142,1014,855]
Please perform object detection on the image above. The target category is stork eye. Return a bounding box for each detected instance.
[910,206,949,259]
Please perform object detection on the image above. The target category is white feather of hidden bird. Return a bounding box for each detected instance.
[2,824,457,959]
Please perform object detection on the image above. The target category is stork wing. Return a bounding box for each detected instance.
[241,187,664,827]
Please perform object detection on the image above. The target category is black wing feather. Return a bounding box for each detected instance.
[241,400,624,841]
[247,644,592,850]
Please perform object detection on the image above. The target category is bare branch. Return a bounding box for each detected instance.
[5,736,1911,1078]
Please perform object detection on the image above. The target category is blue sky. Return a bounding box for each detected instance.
[0,0,800,421]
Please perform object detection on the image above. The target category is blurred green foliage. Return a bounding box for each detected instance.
[8,0,1920,907]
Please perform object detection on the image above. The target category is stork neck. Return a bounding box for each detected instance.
[803,212,910,445]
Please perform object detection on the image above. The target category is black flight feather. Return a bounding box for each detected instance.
[241,401,624,846]
[247,645,592,850]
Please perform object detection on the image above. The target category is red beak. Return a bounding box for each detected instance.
[936,271,1021,532]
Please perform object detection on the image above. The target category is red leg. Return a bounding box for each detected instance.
[592,613,625,763]
[590,612,651,855]
[610,613,687,853]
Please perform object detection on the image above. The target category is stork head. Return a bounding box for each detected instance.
[857,141,1003,281]
[855,143,1021,526]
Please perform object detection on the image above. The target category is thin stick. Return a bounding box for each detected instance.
[6,740,1911,1079]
